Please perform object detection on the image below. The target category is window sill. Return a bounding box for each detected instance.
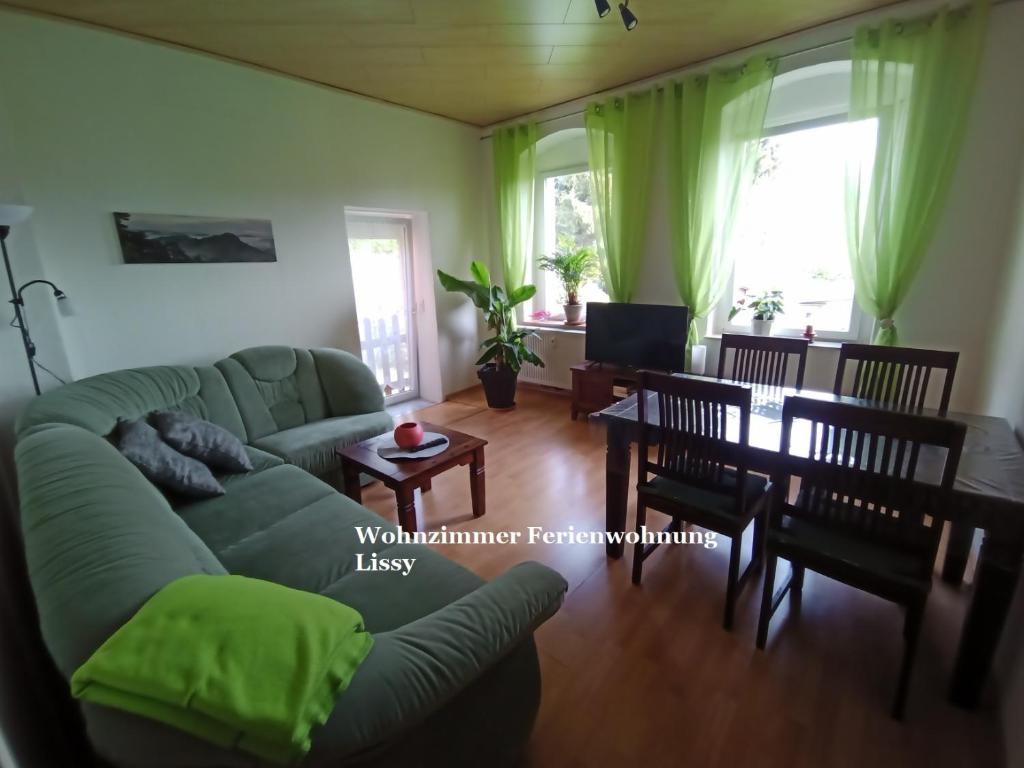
[521,320,587,334]
[701,333,843,350]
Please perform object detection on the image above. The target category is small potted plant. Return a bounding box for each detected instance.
[437,261,544,409]
[730,288,784,336]
[537,237,599,326]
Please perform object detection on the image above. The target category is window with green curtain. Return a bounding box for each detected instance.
[493,122,538,293]
[845,1,988,346]
[666,56,776,349]
[584,90,658,303]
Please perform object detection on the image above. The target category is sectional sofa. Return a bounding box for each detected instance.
[14,345,567,767]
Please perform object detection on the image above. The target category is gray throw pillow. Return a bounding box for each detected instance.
[116,418,225,498]
[152,410,254,474]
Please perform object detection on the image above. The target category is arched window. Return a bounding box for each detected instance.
[715,60,876,340]
[528,128,609,322]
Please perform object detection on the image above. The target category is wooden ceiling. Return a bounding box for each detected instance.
[5,0,901,126]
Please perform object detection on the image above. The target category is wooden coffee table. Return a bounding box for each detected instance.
[336,422,487,532]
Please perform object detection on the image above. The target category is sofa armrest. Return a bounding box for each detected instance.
[321,561,567,754]
[310,348,385,417]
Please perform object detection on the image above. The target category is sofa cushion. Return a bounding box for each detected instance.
[216,346,329,440]
[253,411,394,477]
[116,418,225,499]
[311,348,386,417]
[15,424,226,678]
[14,365,247,442]
[177,465,335,552]
[214,493,484,632]
[213,446,284,492]
[152,410,253,473]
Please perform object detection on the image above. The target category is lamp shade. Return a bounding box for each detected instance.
[56,295,76,318]
[0,205,33,226]
[619,3,638,29]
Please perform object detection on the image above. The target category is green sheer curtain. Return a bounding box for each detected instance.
[666,56,776,348]
[584,90,658,303]
[846,2,988,346]
[492,122,538,292]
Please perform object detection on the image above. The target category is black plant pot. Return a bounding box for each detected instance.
[477,364,519,409]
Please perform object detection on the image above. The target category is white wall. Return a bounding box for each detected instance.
[0,10,485,426]
[482,1,1024,414]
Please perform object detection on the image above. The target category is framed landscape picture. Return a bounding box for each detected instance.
[113,212,277,264]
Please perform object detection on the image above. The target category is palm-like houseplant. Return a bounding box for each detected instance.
[437,260,544,408]
[537,237,599,325]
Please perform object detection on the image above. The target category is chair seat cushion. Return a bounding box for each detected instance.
[253,412,394,476]
[771,515,933,593]
[638,470,768,531]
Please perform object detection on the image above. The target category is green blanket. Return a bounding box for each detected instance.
[71,574,373,764]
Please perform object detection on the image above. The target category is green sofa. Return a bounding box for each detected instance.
[14,345,568,767]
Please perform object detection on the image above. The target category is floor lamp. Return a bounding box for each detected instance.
[1,204,74,396]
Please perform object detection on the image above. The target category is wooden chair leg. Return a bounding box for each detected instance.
[893,600,925,720]
[631,500,648,585]
[791,564,805,599]
[756,553,778,650]
[724,535,742,631]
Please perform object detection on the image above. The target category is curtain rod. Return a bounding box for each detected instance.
[480,0,1013,139]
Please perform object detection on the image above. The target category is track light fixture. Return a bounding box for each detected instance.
[619,1,638,30]
[597,0,638,30]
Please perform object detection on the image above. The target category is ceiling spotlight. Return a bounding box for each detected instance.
[619,1,638,30]
[594,0,611,18]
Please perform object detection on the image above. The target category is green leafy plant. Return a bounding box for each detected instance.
[537,236,599,306]
[437,261,544,374]
[729,288,785,321]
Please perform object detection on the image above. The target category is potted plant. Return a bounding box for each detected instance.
[730,288,784,336]
[537,238,599,326]
[437,260,544,409]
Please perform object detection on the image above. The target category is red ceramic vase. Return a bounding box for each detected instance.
[394,422,424,449]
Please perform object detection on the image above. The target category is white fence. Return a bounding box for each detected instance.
[360,314,413,398]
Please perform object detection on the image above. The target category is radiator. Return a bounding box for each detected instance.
[519,329,583,390]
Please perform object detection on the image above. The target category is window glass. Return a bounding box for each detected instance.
[531,171,608,320]
[726,118,876,336]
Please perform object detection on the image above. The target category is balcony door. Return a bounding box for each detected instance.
[346,214,419,404]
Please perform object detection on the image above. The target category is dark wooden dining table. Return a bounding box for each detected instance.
[598,380,1024,710]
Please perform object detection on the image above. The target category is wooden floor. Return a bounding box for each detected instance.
[364,386,1004,768]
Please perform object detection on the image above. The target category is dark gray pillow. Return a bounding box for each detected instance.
[116,418,225,498]
[151,410,253,474]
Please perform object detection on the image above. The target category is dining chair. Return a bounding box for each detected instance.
[834,343,959,416]
[633,372,772,630]
[718,333,809,389]
[755,396,966,719]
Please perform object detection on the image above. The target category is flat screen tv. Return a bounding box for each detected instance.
[585,303,689,371]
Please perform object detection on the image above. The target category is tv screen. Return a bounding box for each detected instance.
[585,303,689,371]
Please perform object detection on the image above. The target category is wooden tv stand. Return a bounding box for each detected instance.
[570,362,640,421]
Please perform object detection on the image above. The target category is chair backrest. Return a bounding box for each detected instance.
[776,396,965,564]
[718,334,808,389]
[637,372,752,508]
[833,343,959,416]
